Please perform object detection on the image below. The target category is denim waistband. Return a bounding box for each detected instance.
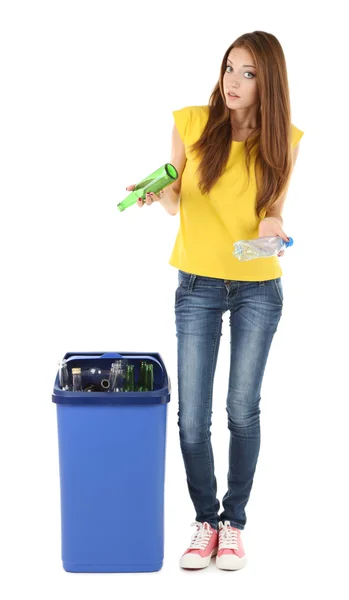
[178,269,280,287]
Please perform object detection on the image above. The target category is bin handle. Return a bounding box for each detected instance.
[64,354,107,363]
[63,353,124,363]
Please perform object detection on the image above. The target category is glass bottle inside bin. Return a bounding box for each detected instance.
[101,379,110,391]
[109,360,126,392]
[72,367,83,391]
[83,384,96,392]
[108,364,117,390]
[88,367,102,389]
[136,361,147,391]
[58,359,70,390]
[144,364,154,391]
[124,364,135,392]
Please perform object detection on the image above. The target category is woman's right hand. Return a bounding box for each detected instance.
[126,185,161,208]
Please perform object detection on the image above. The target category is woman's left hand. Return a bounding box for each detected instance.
[258,217,289,257]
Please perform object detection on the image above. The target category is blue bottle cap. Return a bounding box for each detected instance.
[285,236,293,248]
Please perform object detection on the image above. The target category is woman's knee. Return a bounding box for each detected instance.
[225,398,261,429]
[177,415,212,444]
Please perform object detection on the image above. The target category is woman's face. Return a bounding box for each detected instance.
[223,47,259,112]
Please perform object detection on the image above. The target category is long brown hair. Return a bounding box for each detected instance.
[189,31,294,220]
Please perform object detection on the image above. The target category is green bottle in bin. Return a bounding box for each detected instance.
[144,364,154,392]
[117,163,178,212]
[136,361,147,391]
[124,364,135,392]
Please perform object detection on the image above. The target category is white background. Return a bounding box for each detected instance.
[1,0,348,598]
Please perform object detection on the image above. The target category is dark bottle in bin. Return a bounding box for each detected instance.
[88,367,102,390]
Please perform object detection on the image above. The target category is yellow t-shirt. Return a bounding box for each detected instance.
[169,105,304,281]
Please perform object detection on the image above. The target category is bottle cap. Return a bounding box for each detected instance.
[285,236,294,248]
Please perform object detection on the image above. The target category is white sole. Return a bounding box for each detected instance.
[216,554,247,570]
[180,547,217,569]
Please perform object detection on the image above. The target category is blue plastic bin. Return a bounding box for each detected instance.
[52,351,171,573]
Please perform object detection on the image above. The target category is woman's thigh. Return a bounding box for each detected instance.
[226,278,283,419]
[174,270,226,440]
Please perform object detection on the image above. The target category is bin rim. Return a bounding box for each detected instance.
[52,351,171,405]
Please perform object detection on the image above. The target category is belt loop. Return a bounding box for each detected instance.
[188,274,197,291]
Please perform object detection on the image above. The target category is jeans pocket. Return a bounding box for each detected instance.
[272,277,284,305]
[178,270,192,290]
[175,282,185,307]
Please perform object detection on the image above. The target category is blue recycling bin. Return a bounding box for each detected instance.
[52,351,171,573]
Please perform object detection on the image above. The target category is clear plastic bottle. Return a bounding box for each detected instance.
[233,235,294,261]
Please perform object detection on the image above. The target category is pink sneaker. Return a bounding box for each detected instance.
[216,520,247,570]
[180,521,218,569]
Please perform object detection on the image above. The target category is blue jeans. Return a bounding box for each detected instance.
[174,269,284,531]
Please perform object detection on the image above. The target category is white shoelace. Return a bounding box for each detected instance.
[188,521,213,549]
[219,521,239,550]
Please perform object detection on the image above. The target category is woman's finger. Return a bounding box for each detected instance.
[137,191,159,207]
[145,192,158,205]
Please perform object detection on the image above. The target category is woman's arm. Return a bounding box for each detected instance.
[158,124,187,216]
[265,143,301,226]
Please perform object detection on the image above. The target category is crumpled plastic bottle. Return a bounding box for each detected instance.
[233,235,294,261]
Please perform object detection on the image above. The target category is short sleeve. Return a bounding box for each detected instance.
[172,106,192,144]
[291,123,304,148]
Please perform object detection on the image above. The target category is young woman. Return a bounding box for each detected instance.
[126,30,303,571]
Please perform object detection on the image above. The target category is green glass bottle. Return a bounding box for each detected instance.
[117,163,178,212]
[124,364,135,392]
[136,360,147,391]
[144,364,154,392]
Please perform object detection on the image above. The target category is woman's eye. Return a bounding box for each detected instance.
[225,66,255,78]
